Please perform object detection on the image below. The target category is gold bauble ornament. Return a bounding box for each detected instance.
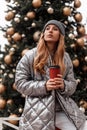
[12,44,18,49]
[5,11,15,21]
[77,26,85,35]
[12,83,16,90]
[82,65,87,72]
[8,114,18,125]
[6,27,15,35]
[4,54,12,65]
[32,0,42,8]
[26,11,36,19]
[72,58,79,67]
[0,98,6,109]
[79,100,87,110]
[77,38,84,47]
[33,31,41,41]
[21,48,29,57]
[12,32,22,41]
[7,36,12,43]
[74,0,81,8]
[0,84,6,94]
[74,13,82,22]
[63,6,71,16]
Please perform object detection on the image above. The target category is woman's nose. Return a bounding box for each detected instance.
[49,28,53,32]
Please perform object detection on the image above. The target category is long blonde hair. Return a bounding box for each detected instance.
[34,33,66,75]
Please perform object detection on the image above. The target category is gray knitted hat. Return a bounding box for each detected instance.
[43,20,65,36]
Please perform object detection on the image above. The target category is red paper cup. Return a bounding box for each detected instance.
[49,65,60,79]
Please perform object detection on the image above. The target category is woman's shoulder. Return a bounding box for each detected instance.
[25,47,37,57]
[64,52,72,65]
[18,47,37,64]
[64,52,71,59]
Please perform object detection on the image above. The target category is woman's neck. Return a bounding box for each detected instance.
[47,42,57,54]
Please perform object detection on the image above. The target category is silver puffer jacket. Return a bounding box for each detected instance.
[15,47,86,130]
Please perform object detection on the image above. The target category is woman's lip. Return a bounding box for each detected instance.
[47,34,53,37]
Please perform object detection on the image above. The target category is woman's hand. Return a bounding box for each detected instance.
[46,74,64,91]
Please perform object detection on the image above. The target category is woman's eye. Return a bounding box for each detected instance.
[45,26,58,31]
[45,27,50,30]
[53,27,58,30]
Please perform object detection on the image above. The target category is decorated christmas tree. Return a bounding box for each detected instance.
[0,0,87,129]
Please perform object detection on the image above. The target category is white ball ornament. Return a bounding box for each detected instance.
[9,73,14,78]
[74,30,78,36]
[14,17,20,23]
[76,78,80,84]
[4,73,7,77]
[15,2,19,5]
[70,43,75,48]
[79,107,85,113]
[47,7,54,14]
[22,34,26,38]
[12,10,16,13]
[45,1,51,5]
[19,108,23,113]
[32,22,36,27]
[12,69,16,73]
[1,65,5,69]
[85,56,87,62]
[69,33,75,39]
[9,47,15,55]
[24,17,28,21]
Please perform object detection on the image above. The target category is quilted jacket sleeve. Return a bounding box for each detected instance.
[15,49,49,97]
[59,52,77,96]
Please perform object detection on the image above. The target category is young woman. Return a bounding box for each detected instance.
[15,20,86,130]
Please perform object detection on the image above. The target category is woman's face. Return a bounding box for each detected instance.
[44,24,60,43]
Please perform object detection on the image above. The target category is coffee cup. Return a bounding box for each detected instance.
[49,65,60,79]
